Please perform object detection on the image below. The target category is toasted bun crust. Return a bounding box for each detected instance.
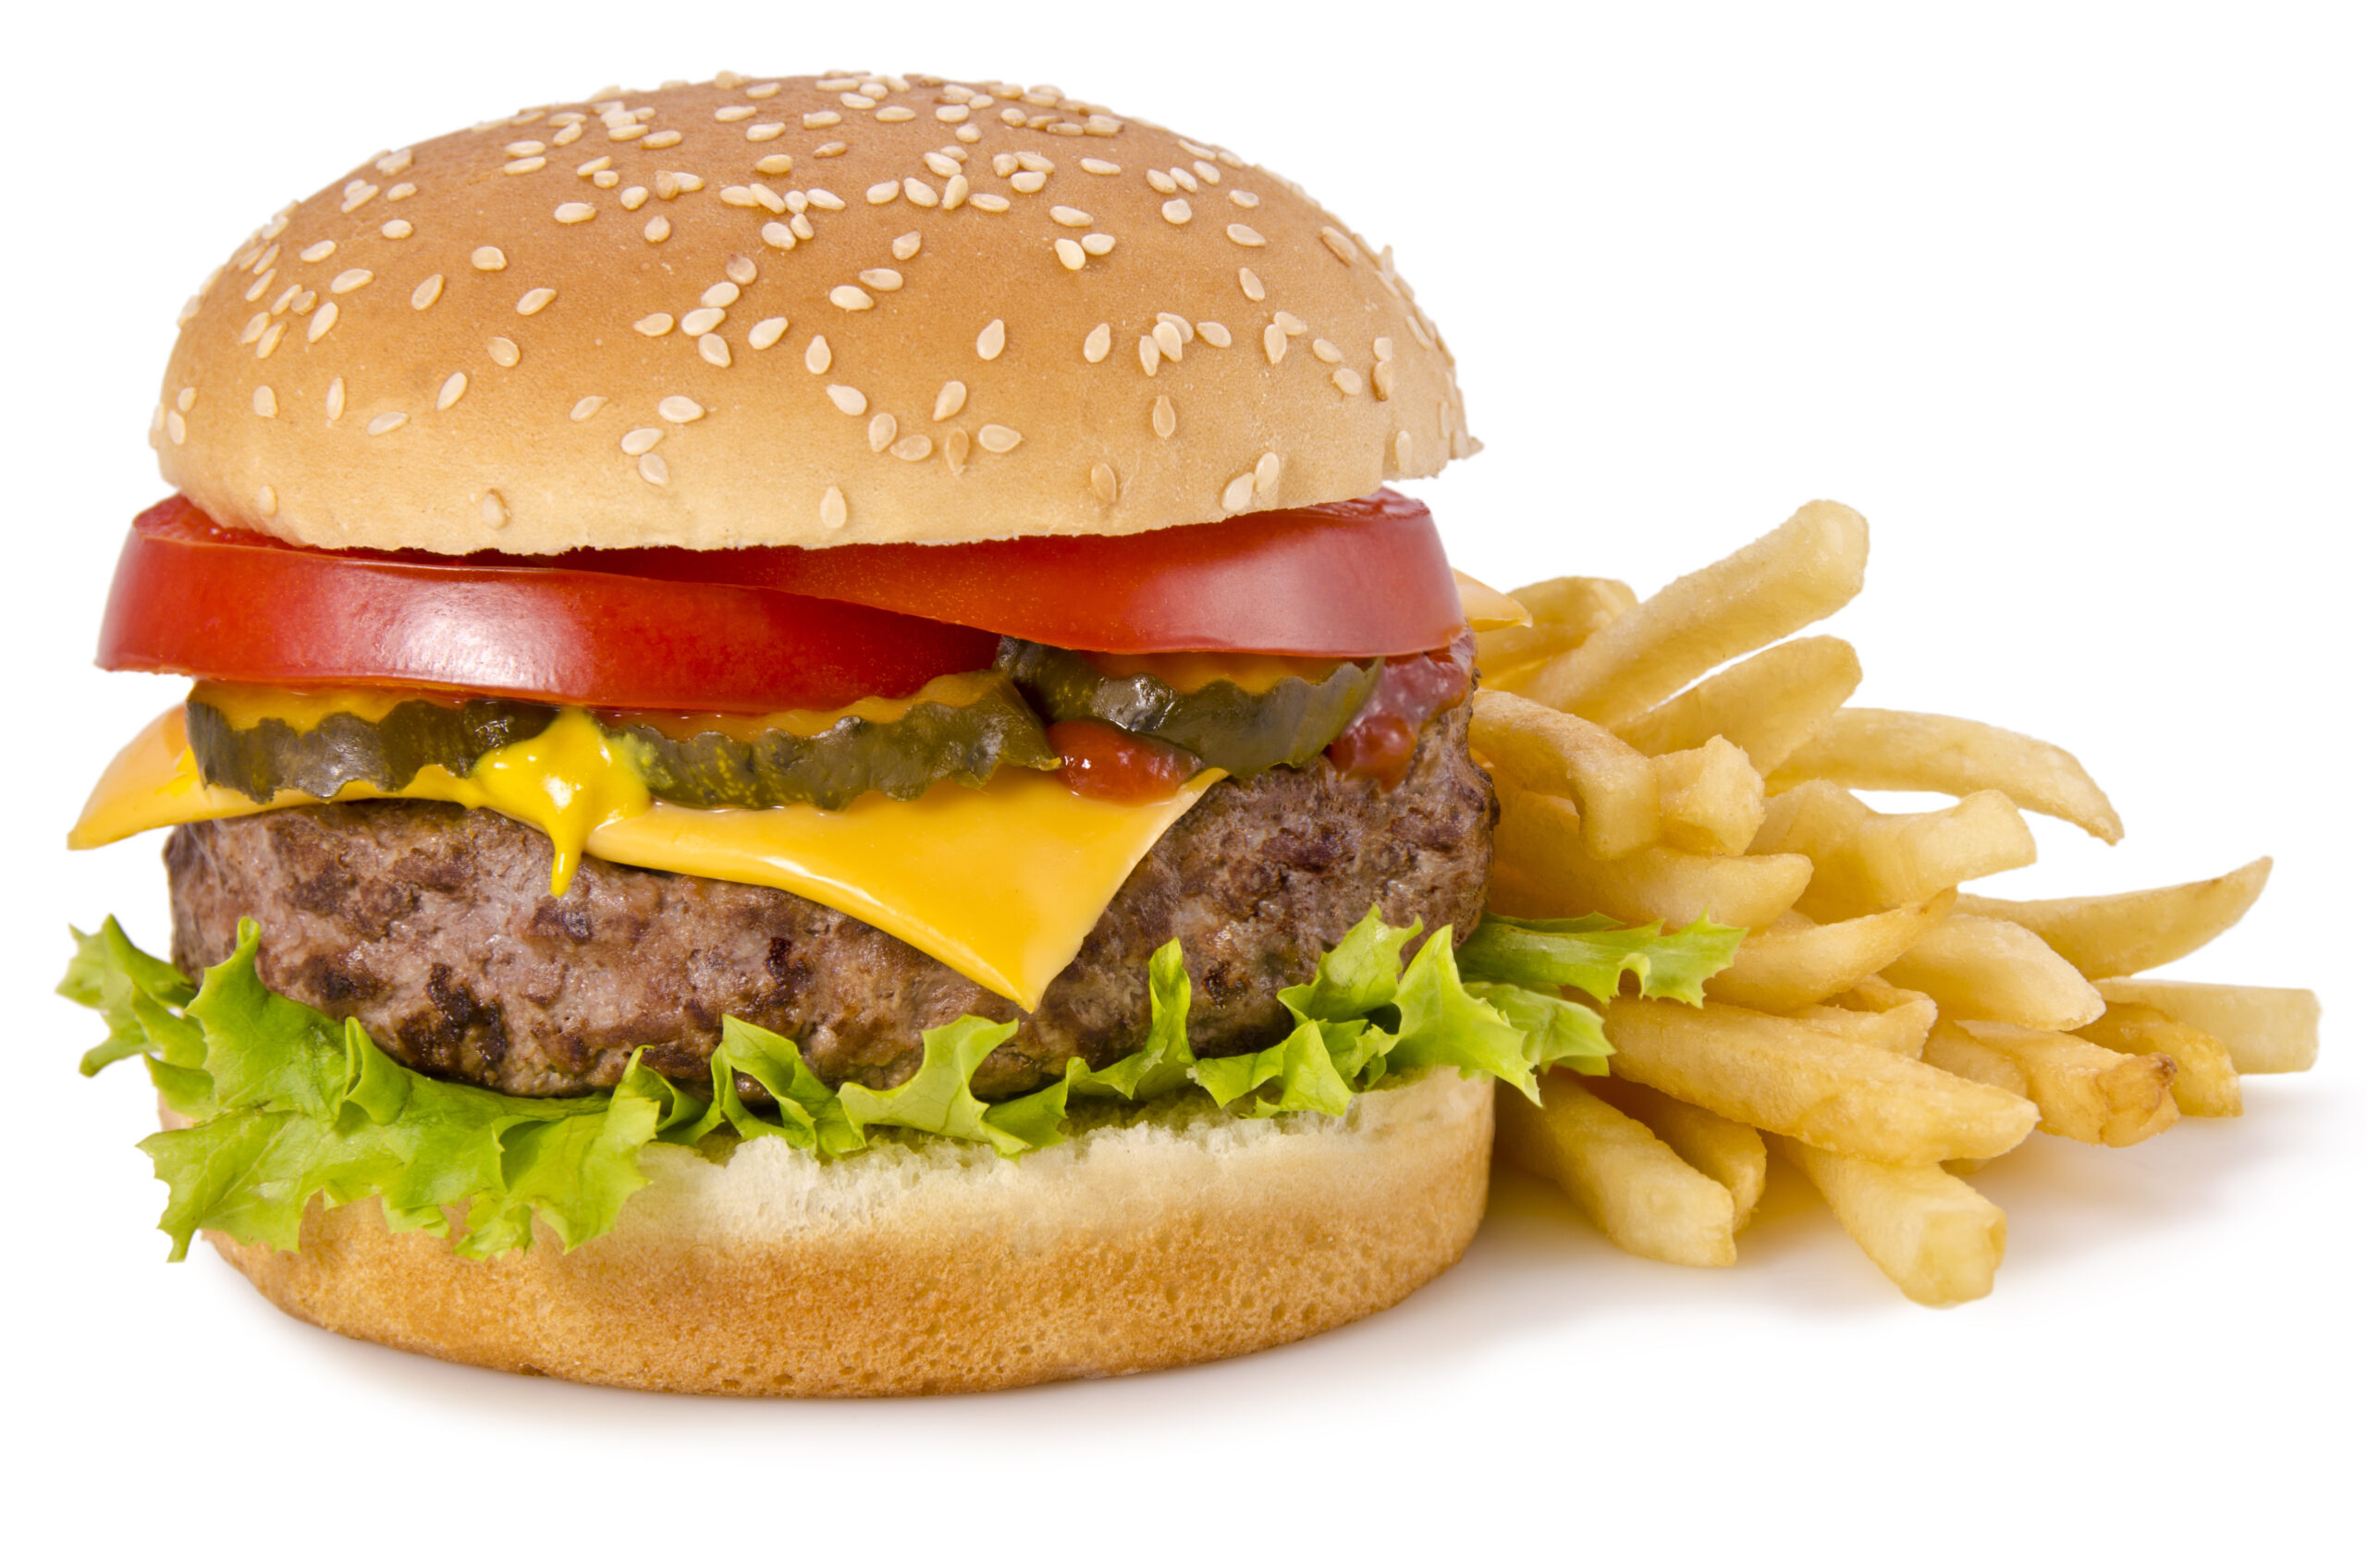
[205,1068,1490,1396]
[155,72,1476,556]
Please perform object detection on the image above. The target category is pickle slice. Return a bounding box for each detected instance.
[605,674,1059,810]
[998,639,1380,776]
[188,692,560,803]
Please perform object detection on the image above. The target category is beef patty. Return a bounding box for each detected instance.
[166,695,1496,1100]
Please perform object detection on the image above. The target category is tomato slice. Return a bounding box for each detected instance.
[569,489,1464,656]
[98,497,1000,712]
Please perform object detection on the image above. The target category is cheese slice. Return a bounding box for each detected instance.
[71,706,1218,1009]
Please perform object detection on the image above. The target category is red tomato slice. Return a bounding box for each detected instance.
[569,489,1464,656]
[98,496,1000,712]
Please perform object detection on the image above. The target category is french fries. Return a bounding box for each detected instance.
[1601,998,2038,1164]
[1471,691,1660,858]
[1501,502,1870,726]
[2092,979,2319,1073]
[1494,1073,1738,1267]
[1587,1076,1768,1226]
[1651,737,1766,855]
[1882,915,2105,1033]
[1771,1136,2006,1306]
[1493,790,1812,928]
[2077,1003,2242,1118]
[1957,859,2272,980]
[1790,997,1936,1057]
[1611,636,1861,774]
[1705,893,1955,1012]
[1473,576,1637,677]
[1923,1021,2178,1147]
[1751,781,2035,921]
[1769,709,2124,843]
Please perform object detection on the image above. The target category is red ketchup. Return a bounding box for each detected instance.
[1326,637,1475,788]
[1049,719,1200,804]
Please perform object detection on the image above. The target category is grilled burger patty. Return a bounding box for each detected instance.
[165,696,1496,1100]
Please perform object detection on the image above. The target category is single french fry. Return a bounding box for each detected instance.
[1751,780,2036,920]
[1493,1074,1737,1267]
[1492,790,1813,929]
[1651,736,1767,856]
[1920,1023,2029,1096]
[1929,1021,2178,1146]
[1613,636,1862,775]
[1771,1136,2006,1307]
[2092,980,2319,1074]
[1768,709,2123,844]
[1883,915,2105,1032]
[1956,859,2272,979]
[1503,501,1870,726]
[2077,1003,2241,1118]
[1790,997,1936,1057]
[1600,998,2038,1164]
[1471,690,1660,858]
[1838,978,1935,1014]
[1587,1077,1768,1226]
[1706,892,1956,1012]
[1473,576,1637,678]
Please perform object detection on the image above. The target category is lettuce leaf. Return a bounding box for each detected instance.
[66,903,1738,1260]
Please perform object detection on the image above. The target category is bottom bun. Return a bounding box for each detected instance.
[208,1067,1493,1397]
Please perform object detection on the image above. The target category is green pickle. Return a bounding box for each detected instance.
[188,694,560,803]
[998,639,1380,776]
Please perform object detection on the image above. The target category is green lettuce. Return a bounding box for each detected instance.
[65,906,1741,1260]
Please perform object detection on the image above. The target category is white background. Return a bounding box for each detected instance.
[6,2,2360,1561]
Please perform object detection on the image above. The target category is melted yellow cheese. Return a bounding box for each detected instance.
[1453,569,1531,632]
[71,705,1216,1009]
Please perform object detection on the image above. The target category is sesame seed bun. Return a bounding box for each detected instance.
[155,71,1477,556]
[199,1066,1491,1397]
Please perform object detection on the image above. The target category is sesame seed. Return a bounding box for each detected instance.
[635,312,674,336]
[342,184,379,214]
[1136,337,1160,376]
[976,423,1022,454]
[828,286,874,312]
[165,410,186,446]
[300,240,337,263]
[1090,462,1118,502]
[640,453,669,485]
[325,379,346,420]
[1373,337,1395,361]
[807,188,846,210]
[1151,395,1177,439]
[1311,338,1343,363]
[1229,190,1259,210]
[1180,139,1218,159]
[761,221,794,250]
[482,490,508,527]
[857,268,903,290]
[749,316,788,349]
[1170,168,1199,193]
[361,410,406,436]
[1049,205,1091,227]
[472,247,507,271]
[1011,170,1047,194]
[868,411,897,452]
[943,428,971,473]
[659,395,704,423]
[1000,107,1025,126]
[682,307,726,335]
[816,141,849,156]
[994,153,1020,177]
[1226,224,1266,247]
[609,125,648,142]
[620,187,648,210]
[903,178,938,207]
[891,231,922,260]
[1082,232,1114,256]
[933,381,967,420]
[1255,451,1281,494]
[437,373,467,410]
[505,156,547,175]
[377,149,414,175]
[1222,473,1255,513]
[552,124,583,146]
[924,152,961,178]
[1084,323,1111,362]
[240,313,268,344]
[1276,311,1307,336]
[291,289,317,314]
[1082,158,1120,175]
[488,337,521,367]
[518,287,557,315]
[570,396,606,421]
[386,183,417,200]
[976,318,1006,360]
[643,129,682,149]
[702,281,742,309]
[1197,322,1233,348]
[840,92,873,110]
[746,82,781,98]
[1146,170,1176,195]
[253,386,276,417]
[727,254,758,286]
[747,122,786,141]
[969,193,1010,213]
[1017,151,1054,172]
[555,202,595,224]
[257,485,278,517]
[1394,430,1414,472]
[1160,199,1192,226]
[820,486,848,528]
[648,216,674,243]
[401,274,440,312]
[1373,360,1396,399]
[1319,227,1357,264]
[803,112,841,129]
[1438,400,1452,436]
[865,181,898,204]
[826,385,867,415]
[891,434,933,461]
[1331,367,1364,397]
[805,336,831,374]
[244,270,276,302]
[1153,320,1184,361]
[621,427,663,455]
[578,155,613,176]
[698,334,731,367]
[594,170,620,189]
[255,322,285,359]
[1194,160,1221,184]
[942,174,970,209]
[755,153,795,175]
[1054,238,1086,270]
[308,301,339,342]
[937,104,970,124]
[1263,324,1287,364]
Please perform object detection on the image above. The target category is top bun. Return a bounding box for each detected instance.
[154,72,1477,555]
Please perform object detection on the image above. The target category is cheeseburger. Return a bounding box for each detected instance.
[65,72,1715,1395]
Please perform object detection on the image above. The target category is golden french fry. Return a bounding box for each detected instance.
[1706,892,1956,1012]
[1925,1021,2178,1146]
[1768,709,2123,844]
[1473,576,1637,678]
[1587,1077,1768,1226]
[1790,996,1936,1057]
[2077,1003,2241,1118]
[1493,1074,1737,1267]
[1471,690,1660,858]
[1883,915,2105,1032]
[2092,979,2319,1074]
[1770,1136,2005,1307]
[1601,998,2038,1164]
[1613,636,1862,775]
[1651,736,1767,856]
[1751,780,2036,920]
[1956,859,2272,980]
[1839,978,1935,1013]
[1503,501,1870,726]
[1492,791,1813,928]
[1919,1023,2027,1096]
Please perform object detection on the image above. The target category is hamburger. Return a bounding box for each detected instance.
[64,71,1729,1395]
